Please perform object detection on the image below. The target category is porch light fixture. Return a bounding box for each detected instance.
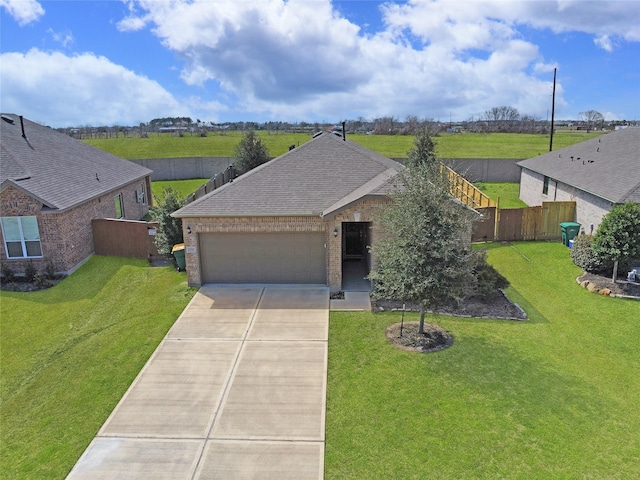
[186,226,192,235]
[333,227,339,238]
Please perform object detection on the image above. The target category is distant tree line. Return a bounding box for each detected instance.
[57,108,636,140]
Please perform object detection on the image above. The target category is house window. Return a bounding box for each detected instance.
[1,216,43,258]
[114,194,124,218]
[136,183,147,204]
[542,176,550,196]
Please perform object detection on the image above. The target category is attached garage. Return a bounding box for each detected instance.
[198,232,326,284]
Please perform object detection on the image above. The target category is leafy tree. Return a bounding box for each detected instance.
[233,130,270,172]
[370,130,479,333]
[592,202,640,281]
[149,187,184,255]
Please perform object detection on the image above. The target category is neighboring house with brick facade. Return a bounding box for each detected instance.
[1,114,152,276]
[173,132,402,291]
[518,127,640,233]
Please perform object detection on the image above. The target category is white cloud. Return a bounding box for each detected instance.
[119,0,581,121]
[117,15,148,32]
[0,0,44,25]
[594,34,614,52]
[0,49,185,127]
[47,28,74,48]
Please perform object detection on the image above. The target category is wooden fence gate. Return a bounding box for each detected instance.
[471,202,576,242]
[92,219,160,259]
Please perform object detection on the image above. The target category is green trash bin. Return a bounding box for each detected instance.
[560,222,581,247]
[171,243,186,271]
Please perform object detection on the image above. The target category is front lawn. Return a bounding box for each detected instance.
[0,256,197,479]
[326,242,640,479]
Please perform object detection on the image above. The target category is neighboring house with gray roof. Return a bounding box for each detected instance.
[1,114,152,275]
[173,132,403,290]
[518,127,640,233]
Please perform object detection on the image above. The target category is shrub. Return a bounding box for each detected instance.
[43,261,57,279]
[24,260,36,282]
[471,251,509,299]
[1,263,15,283]
[570,234,606,273]
[33,270,52,288]
[149,187,184,255]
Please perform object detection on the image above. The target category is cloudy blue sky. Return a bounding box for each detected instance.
[1,0,639,127]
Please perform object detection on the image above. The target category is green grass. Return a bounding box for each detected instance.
[5,242,637,478]
[86,131,600,160]
[151,178,209,200]
[431,132,599,159]
[0,257,197,479]
[326,242,640,479]
[85,132,311,159]
[475,182,528,209]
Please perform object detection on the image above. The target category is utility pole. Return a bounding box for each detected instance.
[549,67,556,152]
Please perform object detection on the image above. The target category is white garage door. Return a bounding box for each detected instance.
[199,232,326,284]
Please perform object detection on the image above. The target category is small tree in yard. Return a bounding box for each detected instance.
[370,130,479,334]
[233,130,270,172]
[149,187,184,255]
[592,202,640,282]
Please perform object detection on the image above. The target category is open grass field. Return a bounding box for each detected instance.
[85,131,600,160]
[0,257,196,479]
[326,242,640,479]
[475,182,528,209]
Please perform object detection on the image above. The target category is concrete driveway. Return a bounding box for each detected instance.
[67,285,329,479]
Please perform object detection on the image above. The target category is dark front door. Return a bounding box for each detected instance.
[341,222,371,291]
[342,222,368,259]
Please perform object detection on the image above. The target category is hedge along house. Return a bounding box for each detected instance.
[518,127,640,233]
[172,132,402,291]
[0,114,152,276]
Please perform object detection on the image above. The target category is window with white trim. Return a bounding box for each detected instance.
[114,193,124,218]
[1,216,43,258]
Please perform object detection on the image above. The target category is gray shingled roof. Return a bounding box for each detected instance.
[1,114,152,212]
[174,132,403,218]
[517,127,640,204]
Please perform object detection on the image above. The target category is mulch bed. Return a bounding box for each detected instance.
[385,321,454,353]
[577,271,640,298]
[0,276,64,292]
[374,290,527,321]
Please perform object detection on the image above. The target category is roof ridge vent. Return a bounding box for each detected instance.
[2,115,15,124]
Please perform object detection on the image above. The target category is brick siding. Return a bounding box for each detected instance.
[181,198,390,289]
[0,179,150,276]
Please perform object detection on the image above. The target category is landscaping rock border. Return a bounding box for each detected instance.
[576,273,640,300]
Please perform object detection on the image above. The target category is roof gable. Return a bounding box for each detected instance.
[0,114,152,212]
[517,128,640,203]
[174,132,403,217]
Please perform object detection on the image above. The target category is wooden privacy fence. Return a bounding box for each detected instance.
[92,219,160,259]
[471,202,576,242]
[444,165,496,208]
[185,165,236,205]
